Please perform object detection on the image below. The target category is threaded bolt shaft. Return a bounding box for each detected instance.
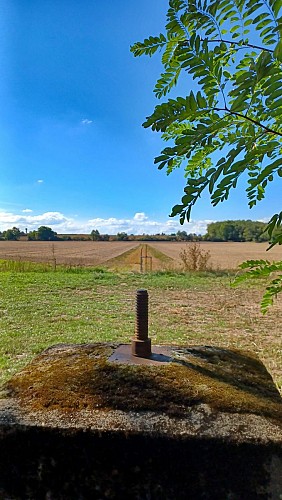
[131,289,151,358]
[135,289,148,340]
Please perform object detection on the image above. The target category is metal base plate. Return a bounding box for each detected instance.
[108,344,173,365]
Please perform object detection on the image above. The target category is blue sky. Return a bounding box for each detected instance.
[0,0,280,235]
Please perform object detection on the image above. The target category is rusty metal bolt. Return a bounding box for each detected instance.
[131,289,151,358]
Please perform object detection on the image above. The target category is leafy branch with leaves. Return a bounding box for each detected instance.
[131,0,282,312]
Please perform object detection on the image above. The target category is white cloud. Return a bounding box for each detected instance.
[0,211,72,232]
[22,208,33,213]
[0,210,214,235]
[85,214,213,235]
[37,179,44,184]
[133,212,148,221]
[258,217,270,223]
[81,119,93,125]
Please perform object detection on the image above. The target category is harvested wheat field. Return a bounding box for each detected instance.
[0,240,281,270]
[150,241,282,270]
[0,241,139,267]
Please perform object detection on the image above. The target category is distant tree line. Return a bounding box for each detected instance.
[82,221,271,242]
[205,220,269,242]
[0,226,58,241]
[0,220,271,242]
[90,230,203,242]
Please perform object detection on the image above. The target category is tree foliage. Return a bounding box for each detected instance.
[28,226,58,241]
[116,232,129,241]
[91,229,102,241]
[206,220,269,241]
[2,227,21,241]
[131,0,282,311]
[233,259,282,313]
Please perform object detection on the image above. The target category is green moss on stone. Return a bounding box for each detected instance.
[3,343,282,422]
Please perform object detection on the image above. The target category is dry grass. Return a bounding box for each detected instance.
[149,282,282,393]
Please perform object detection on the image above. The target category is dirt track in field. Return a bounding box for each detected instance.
[0,240,281,269]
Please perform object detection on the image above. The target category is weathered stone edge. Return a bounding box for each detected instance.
[1,398,281,445]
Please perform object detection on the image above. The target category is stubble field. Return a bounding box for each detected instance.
[0,241,138,267]
[0,240,281,269]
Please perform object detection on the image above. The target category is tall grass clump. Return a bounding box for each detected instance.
[179,243,212,272]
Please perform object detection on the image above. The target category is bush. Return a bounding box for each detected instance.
[179,243,211,271]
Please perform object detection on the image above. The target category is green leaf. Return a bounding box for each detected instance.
[274,39,282,61]
[130,34,167,57]
[196,91,207,108]
[230,93,249,111]
[189,91,197,112]
[271,0,282,17]
[170,204,184,217]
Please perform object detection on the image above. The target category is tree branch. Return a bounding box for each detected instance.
[179,39,272,53]
[215,107,282,136]
[207,39,272,53]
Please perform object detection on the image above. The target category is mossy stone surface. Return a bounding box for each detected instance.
[1,342,281,440]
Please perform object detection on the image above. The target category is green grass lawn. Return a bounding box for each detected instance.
[0,266,281,393]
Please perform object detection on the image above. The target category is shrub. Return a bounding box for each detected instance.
[179,243,211,271]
